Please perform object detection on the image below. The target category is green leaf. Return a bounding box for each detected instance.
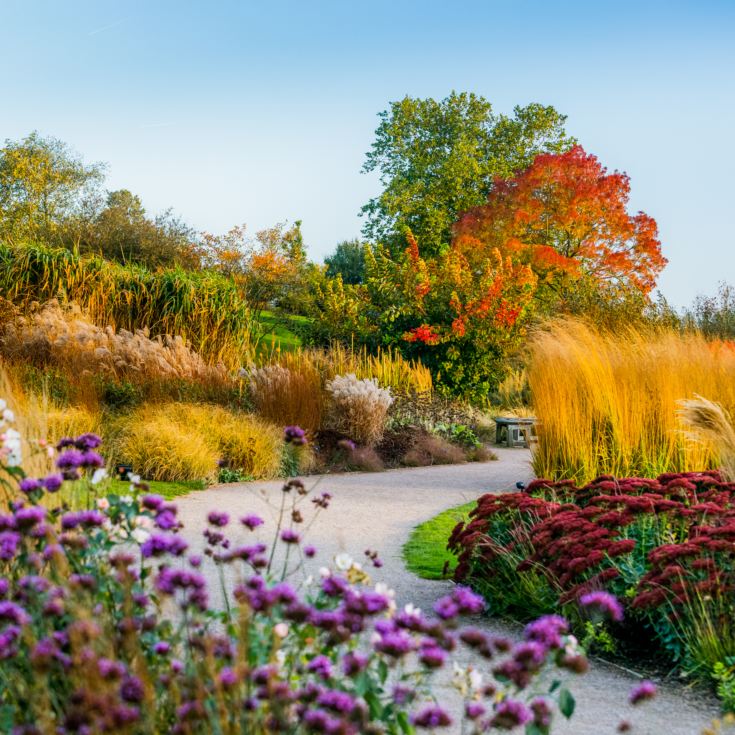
[558,688,576,719]
[526,723,549,735]
[396,711,412,734]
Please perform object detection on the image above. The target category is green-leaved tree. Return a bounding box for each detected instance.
[360,92,574,256]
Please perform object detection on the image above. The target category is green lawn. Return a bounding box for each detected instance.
[109,478,207,500]
[257,310,309,353]
[402,501,476,580]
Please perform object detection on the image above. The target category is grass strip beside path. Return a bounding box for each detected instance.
[402,501,476,580]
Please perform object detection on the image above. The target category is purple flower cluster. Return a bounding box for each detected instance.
[284,425,307,446]
[580,591,624,623]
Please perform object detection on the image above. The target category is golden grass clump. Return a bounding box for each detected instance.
[244,363,323,431]
[1,301,230,386]
[529,319,735,483]
[113,403,284,482]
[325,373,393,446]
[44,404,103,446]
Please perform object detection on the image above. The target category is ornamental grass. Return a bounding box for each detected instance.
[112,403,285,482]
[0,241,255,366]
[529,319,735,483]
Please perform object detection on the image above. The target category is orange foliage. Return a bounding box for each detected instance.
[453,146,667,295]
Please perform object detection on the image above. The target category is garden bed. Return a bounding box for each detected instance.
[448,471,735,703]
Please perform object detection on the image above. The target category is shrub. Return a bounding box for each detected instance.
[529,319,735,483]
[0,426,599,733]
[112,403,284,482]
[0,241,255,365]
[325,374,393,446]
[402,434,466,467]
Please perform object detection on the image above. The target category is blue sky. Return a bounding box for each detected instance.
[2,0,733,307]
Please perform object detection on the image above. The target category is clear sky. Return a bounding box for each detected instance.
[2,0,733,307]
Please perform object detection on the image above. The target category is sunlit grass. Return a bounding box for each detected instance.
[529,320,735,483]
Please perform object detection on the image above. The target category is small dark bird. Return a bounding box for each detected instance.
[515,481,526,491]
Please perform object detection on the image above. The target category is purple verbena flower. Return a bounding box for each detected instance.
[240,514,264,530]
[580,591,624,623]
[207,511,229,527]
[629,680,657,705]
[490,699,532,729]
[284,425,307,446]
[411,705,452,728]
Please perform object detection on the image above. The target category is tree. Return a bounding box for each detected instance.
[324,239,366,284]
[0,132,104,243]
[201,221,309,317]
[311,233,537,399]
[76,189,198,269]
[684,282,735,339]
[453,145,667,308]
[360,92,573,256]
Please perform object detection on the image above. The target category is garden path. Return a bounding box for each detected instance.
[175,451,721,734]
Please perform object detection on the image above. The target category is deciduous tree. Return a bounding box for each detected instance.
[453,145,667,307]
[360,93,573,256]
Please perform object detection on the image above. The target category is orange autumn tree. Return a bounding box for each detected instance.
[453,145,667,309]
[361,232,537,399]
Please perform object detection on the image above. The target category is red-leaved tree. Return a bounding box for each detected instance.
[453,146,667,305]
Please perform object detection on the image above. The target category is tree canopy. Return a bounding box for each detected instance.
[360,92,573,256]
[453,145,667,307]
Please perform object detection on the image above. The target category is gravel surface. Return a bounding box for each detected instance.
[175,449,721,734]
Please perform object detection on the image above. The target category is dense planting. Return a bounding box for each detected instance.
[0,242,255,366]
[529,320,735,483]
[450,471,735,681]
[0,422,607,734]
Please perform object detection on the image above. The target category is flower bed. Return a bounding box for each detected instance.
[0,410,652,733]
[449,471,735,681]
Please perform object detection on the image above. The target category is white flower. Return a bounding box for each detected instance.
[274,623,289,638]
[469,669,483,691]
[129,474,141,485]
[96,497,110,510]
[131,528,150,544]
[120,495,133,504]
[91,468,108,485]
[404,603,421,616]
[2,409,15,424]
[2,428,22,467]
[375,582,395,600]
[318,567,331,578]
[334,553,354,571]
[275,650,286,667]
[0,399,7,413]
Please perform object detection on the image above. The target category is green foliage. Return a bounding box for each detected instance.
[324,239,366,284]
[684,281,735,339]
[0,132,104,244]
[712,659,735,712]
[433,422,480,448]
[360,92,573,256]
[217,466,255,483]
[77,189,198,269]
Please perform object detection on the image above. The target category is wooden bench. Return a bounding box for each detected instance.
[494,416,537,448]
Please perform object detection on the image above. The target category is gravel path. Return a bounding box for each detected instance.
[175,449,721,734]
